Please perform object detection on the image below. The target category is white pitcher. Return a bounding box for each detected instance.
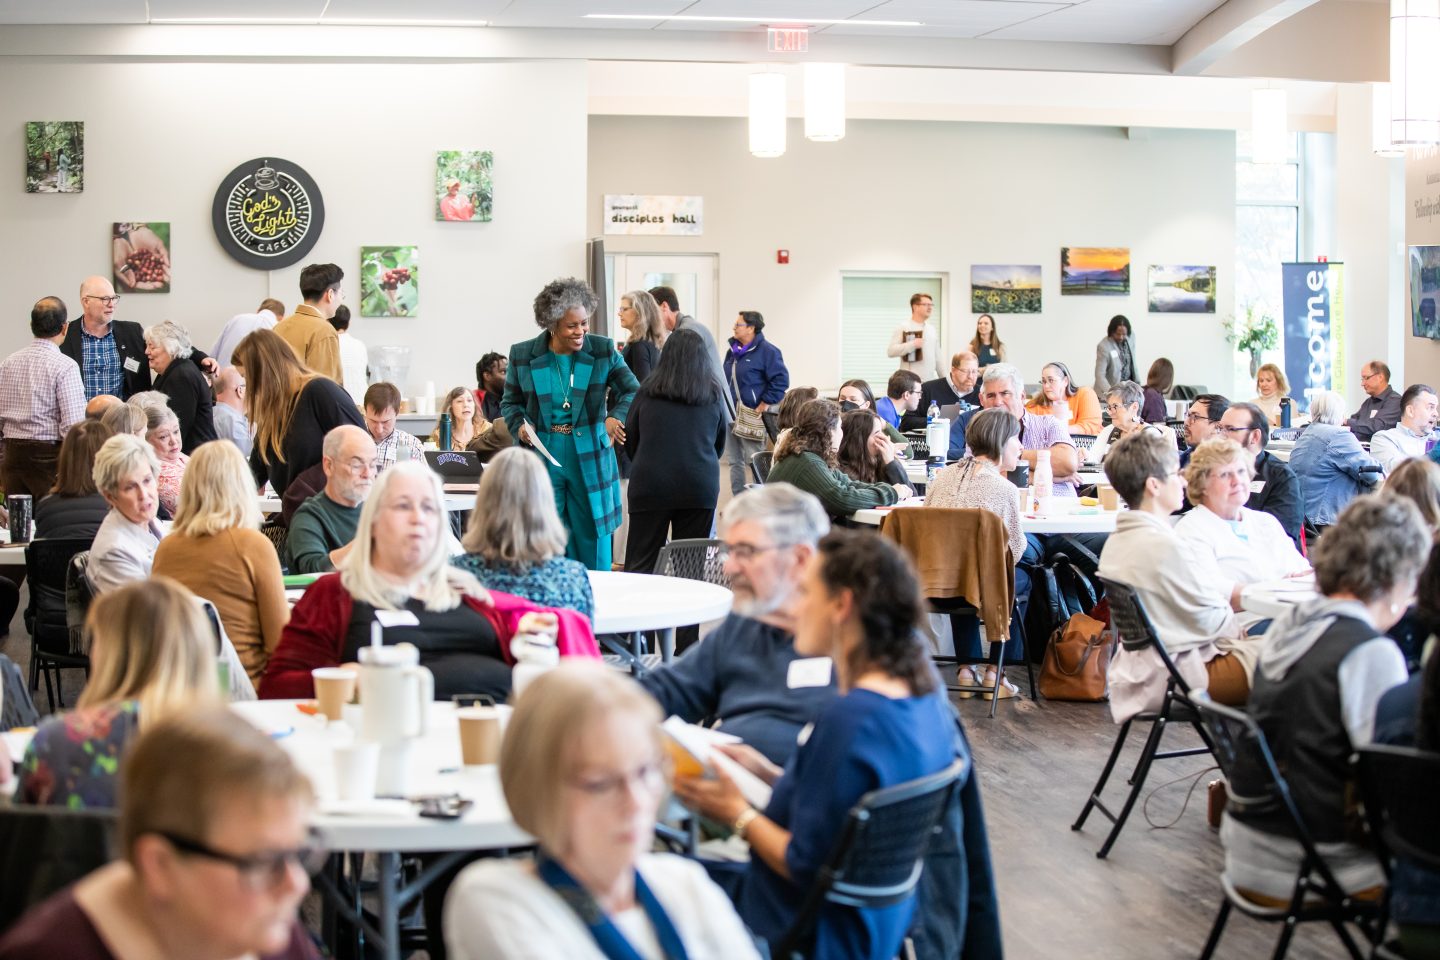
[358,642,434,795]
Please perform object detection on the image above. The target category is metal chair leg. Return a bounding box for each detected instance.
[1073,718,1134,831]
[1096,717,1167,859]
[1198,898,1231,960]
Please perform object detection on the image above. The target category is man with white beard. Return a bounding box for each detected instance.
[638,483,835,765]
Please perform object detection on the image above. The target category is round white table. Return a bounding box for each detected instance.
[1241,575,1318,619]
[588,569,733,665]
[233,699,531,960]
[851,500,1120,535]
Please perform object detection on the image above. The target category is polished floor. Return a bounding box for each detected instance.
[7,594,1361,960]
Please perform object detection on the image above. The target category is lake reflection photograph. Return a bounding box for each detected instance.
[1147,264,1215,313]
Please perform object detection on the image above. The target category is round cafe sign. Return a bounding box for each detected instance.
[211,158,325,270]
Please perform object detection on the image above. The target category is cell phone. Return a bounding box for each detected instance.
[417,795,473,820]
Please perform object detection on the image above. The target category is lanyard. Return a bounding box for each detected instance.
[536,853,690,960]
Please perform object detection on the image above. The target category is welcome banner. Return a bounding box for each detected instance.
[1280,262,1345,413]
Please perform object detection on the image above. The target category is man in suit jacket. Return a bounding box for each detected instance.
[503,278,640,570]
[61,276,213,401]
[274,263,344,384]
[649,284,735,421]
[1093,315,1137,397]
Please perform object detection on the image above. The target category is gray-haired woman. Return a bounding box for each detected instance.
[87,434,166,594]
[144,320,216,454]
[501,278,640,571]
[1086,380,1176,465]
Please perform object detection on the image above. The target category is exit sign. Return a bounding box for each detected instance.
[767,27,809,52]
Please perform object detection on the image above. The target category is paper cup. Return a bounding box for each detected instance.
[457,707,503,766]
[333,742,380,802]
[313,667,357,722]
[1098,485,1120,512]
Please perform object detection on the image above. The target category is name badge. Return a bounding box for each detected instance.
[374,609,420,628]
[122,356,141,373]
[1370,410,1378,418]
[787,657,833,689]
[1249,480,1266,494]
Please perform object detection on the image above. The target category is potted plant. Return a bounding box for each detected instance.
[1224,305,1279,378]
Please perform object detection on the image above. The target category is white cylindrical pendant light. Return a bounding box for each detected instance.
[1391,0,1440,144]
[1251,88,1288,164]
[749,72,787,158]
[803,63,846,142]
[1373,82,1406,157]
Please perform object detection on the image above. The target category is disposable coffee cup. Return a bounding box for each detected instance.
[7,495,32,544]
[313,667,357,722]
[457,707,502,766]
[333,742,380,802]
[1098,485,1120,511]
[1016,486,1030,513]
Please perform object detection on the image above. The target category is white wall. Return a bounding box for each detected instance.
[0,60,588,398]
[589,115,1237,395]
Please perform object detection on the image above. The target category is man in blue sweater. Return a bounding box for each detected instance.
[639,483,835,765]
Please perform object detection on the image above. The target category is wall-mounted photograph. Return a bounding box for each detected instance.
[1410,245,1440,340]
[112,222,171,293]
[1061,247,1129,296]
[970,264,1042,314]
[360,246,419,317]
[435,150,493,222]
[25,121,84,193]
[1147,264,1215,313]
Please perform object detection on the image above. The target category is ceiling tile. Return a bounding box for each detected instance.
[322,0,512,22]
[820,0,1066,37]
[489,0,691,29]
[983,0,1226,43]
[147,0,328,20]
[0,0,146,23]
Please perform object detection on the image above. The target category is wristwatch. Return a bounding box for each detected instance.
[732,806,760,839]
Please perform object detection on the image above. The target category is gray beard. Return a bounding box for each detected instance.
[731,586,787,620]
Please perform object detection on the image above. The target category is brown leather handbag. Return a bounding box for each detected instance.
[1037,612,1115,701]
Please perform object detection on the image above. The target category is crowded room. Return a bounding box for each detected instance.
[1,3,1439,959]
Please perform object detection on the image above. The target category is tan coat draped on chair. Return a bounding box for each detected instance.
[880,507,1015,643]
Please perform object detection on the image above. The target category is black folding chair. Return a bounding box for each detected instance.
[1357,745,1440,960]
[0,806,117,932]
[1071,577,1214,859]
[652,538,730,660]
[750,451,773,484]
[773,757,967,960]
[23,537,93,711]
[1195,697,1380,960]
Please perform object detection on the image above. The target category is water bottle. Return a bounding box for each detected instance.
[439,412,452,450]
[1032,450,1054,515]
[926,400,939,425]
[1280,397,1292,429]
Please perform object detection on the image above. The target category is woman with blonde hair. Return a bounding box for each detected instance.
[1251,362,1291,427]
[14,577,222,808]
[444,662,762,960]
[153,441,289,687]
[619,289,664,378]
[260,462,600,701]
[88,434,165,594]
[453,447,593,619]
[232,328,364,498]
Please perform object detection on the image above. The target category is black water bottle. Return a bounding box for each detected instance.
[440,412,452,450]
[1280,397,1292,429]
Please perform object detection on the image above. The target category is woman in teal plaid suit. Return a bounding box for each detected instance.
[502,278,640,571]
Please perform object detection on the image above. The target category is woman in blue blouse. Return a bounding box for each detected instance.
[675,530,981,959]
[453,447,594,622]
[502,278,640,571]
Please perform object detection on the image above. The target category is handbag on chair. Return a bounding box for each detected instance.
[1037,612,1114,701]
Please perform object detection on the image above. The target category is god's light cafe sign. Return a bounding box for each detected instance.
[603,195,703,236]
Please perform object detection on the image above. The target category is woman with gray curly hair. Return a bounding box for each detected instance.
[1219,492,1427,905]
[501,278,640,570]
[144,319,216,454]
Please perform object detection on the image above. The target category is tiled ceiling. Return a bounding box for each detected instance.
[0,0,1232,46]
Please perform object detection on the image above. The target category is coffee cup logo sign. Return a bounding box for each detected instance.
[212,158,325,270]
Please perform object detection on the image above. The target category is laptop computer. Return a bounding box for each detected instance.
[423,450,483,491]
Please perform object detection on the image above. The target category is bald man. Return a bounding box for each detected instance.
[212,366,251,456]
[85,394,121,420]
[60,275,215,401]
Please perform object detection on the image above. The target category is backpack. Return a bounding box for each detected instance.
[1022,549,1100,664]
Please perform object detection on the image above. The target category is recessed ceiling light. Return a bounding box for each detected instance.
[148,17,489,26]
[585,14,922,27]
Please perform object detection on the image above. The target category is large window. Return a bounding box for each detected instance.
[839,274,944,388]
[1234,131,1301,328]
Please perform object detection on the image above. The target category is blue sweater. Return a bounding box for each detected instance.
[637,614,836,765]
[740,688,956,959]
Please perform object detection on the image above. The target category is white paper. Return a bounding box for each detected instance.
[786,657,833,689]
[374,609,420,628]
[526,428,562,467]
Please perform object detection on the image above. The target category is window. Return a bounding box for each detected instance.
[839,275,944,388]
[1235,131,1301,328]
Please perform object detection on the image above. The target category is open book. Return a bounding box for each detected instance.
[661,716,773,810]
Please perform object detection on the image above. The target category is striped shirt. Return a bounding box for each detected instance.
[0,339,85,442]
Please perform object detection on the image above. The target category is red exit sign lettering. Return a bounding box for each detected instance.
[767,27,809,52]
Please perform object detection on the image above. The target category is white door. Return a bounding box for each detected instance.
[606,253,719,344]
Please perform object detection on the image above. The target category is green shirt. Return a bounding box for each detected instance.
[285,491,361,573]
[767,451,901,518]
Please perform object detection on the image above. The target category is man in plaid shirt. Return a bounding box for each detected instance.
[362,382,424,471]
[0,297,85,498]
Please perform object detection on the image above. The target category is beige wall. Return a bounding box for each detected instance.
[0,60,588,399]
[589,115,1237,395]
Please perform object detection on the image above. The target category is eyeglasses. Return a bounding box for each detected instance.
[1217,425,1253,435]
[1184,411,1216,423]
[1040,378,1066,386]
[568,761,665,799]
[1361,371,1381,382]
[158,830,328,891]
[1105,403,1129,413]
[83,295,121,305]
[344,458,380,475]
[717,541,790,562]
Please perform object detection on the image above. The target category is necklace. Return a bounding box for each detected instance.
[557,364,576,410]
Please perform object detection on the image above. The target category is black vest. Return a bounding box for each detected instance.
[1231,615,1376,844]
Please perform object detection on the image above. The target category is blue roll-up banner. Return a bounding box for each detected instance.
[1280,262,1345,414]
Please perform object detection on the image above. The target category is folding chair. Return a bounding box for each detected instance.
[23,537,93,711]
[1356,745,1440,960]
[0,806,117,931]
[773,757,967,960]
[1071,577,1214,858]
[750,450,773,484]
[1195,697,1380,960]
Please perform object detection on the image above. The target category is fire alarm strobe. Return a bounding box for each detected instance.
[777,250,790,264]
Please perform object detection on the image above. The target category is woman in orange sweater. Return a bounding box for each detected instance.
[1025,361,1102,436]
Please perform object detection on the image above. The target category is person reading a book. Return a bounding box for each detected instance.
[672,530,972,960]
[639,483,836,765]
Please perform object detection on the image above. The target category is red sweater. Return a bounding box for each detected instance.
[258,573,599,699]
